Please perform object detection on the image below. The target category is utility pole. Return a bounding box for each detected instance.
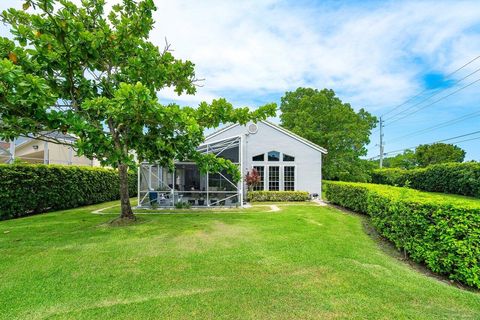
[379,116,384,168]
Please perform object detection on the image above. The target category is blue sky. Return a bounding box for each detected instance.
[1,0,480,160]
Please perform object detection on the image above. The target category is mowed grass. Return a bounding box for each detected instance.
[0,202,479,319]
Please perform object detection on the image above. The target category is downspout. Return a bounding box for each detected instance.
[9,138,15,164]
[137,164,141,207]
[239,135,244,207]
[44,141,49,164]
[319,153,323,200]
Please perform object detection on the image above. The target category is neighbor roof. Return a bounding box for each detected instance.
[15,132,77,149]
[205,120,327,154]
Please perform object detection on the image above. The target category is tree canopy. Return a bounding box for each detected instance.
[415,143,465,167]
[0,0,276,219]
[372,150,417,169]
[280,87,377,181]
[373,143,466,169]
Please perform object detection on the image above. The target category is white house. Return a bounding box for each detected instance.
[137,120,327,208]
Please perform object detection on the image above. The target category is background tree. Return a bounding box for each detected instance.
[415,143,465,167]
[0,0,276,220]
[280,87,377,181]
[370,149,418,169]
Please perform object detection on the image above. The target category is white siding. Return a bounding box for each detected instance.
[205,122,323,196]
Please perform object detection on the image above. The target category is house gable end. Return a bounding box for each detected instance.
[205,121,327,154]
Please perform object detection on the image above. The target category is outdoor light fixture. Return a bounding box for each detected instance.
[32,145,39,150]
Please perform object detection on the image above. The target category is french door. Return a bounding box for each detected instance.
[268,166,280,191]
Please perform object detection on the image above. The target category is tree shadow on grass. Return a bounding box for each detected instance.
[99,216,150,228]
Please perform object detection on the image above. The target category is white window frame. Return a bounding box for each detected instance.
[252,153,265,162]
[267,150,281,162]
[252,165,266,191]
[282,153,295,162]
[267,165,280,191]
[250,153,297,192]
[283,165,296,191]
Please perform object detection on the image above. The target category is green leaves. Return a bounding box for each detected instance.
[247,191,309,202]
[0,58,58,140]
[0,164,137,220]
[1,0,277,217]
[325,181,480,288]
[415,143,466,167]
[280,87,377,182]
[371,162,480,198]
[196,99,276,128]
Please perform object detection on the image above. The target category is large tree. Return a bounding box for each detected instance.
[280,87,376,181]
[415,143,465,167]
[0,0,276,220]
[373,149,417,169]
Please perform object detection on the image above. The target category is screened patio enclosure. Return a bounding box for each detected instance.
[138,136,243,208]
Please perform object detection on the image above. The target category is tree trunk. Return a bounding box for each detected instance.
[118,163,135,220]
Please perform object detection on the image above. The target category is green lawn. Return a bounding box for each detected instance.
[0,202,479,319]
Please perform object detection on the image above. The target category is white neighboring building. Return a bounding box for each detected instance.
[138,120,327,207]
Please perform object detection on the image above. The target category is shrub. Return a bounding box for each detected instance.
[371,162,480,198]
[175,201,191,209]
[247,191,310,202]
[324,181,480,289]
[0,164,137,220]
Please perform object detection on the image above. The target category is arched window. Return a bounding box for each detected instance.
[252,153,264,161]
[283,154,295,161]
[267,151,280,161]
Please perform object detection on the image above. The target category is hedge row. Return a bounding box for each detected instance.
[371,162,480,198]
[247,191,310,202]
[324,181,480,289]
[0,164,137,220]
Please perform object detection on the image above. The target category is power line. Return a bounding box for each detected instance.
[437,130,480,143]
[369,130,480,159]
[384,66,480,123]
[381,136,480,157]
[382,130,480,156]
[447,136,480,145]
[381,54,480,118]
[385,76,480,126]
[372,55,480,166]
[387,109,480,143]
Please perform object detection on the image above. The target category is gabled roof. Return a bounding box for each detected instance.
[205,120,327,154]
[15,132,76,149]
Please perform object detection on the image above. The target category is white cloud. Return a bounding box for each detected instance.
[2,0,480,158]
[148,1,480,111]
[2,0,480,112]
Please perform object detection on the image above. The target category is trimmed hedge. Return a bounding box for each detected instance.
[247,191,310,202]
[0,164,137,220]
[324,181,480,288]
[371,162,480,198]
